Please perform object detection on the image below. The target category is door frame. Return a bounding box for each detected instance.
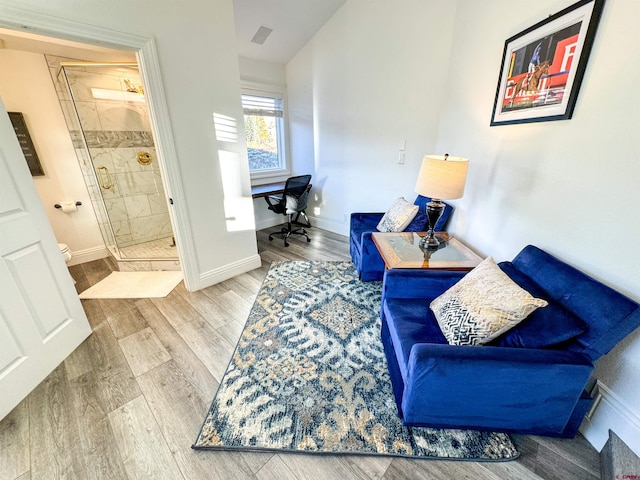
[0,4,198,290]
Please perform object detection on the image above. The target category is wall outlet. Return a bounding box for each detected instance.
[397,151,405,164]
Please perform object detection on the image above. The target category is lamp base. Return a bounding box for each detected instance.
[419,200,445,250]
[419,234,441,250]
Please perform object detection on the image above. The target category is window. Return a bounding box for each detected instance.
[241,87,289,181]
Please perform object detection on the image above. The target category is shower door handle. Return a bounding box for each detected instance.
[97,166,114,190]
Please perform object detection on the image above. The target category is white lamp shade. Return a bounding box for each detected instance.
[415,154,469,200]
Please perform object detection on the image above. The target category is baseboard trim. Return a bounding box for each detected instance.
[307,216,347,237]
[195,254,262,291]
[254,212,347,237]
[67,246,109,266]
[255,217,284,231]
[581,380,640,457]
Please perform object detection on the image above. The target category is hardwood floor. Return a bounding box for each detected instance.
[0,226,601,480]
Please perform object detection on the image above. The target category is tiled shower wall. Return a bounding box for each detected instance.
[46,56,174,252]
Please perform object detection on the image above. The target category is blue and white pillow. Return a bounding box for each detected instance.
[376,197,419,232]
[430,257,548,346]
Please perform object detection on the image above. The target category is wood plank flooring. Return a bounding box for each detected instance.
[0,226,601,480]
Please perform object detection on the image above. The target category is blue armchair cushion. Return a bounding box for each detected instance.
[376,197,419,232]
[490,262,589,348]
[382,298,447,380]
[510,246,640,361]
[430,257,548,345]
[404,209,429,232]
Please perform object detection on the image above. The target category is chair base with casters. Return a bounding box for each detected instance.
[293,211,311,228]
[268,216,311,247]
[265,175,312,247]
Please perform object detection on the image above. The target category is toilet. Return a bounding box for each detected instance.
[58,243,75,284]
[58,243,73,264]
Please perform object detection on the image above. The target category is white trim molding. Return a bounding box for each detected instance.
[255,216,284,231]
[581,380,640,457]
[197,255,262,290]
[136,39,199,292]
[254,215,349,239]
[311,215,349,237]
[67,246,109,266]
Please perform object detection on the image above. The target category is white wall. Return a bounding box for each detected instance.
[286,0,640,453]
[0,0,260,288]
[0,49,106,265]
[239,56,286,86]
[436,0,640,453]
[286,0,458,234]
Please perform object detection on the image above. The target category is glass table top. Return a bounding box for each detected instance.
[371,232,483,270]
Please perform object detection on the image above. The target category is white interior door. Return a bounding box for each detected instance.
[0,98,91,421]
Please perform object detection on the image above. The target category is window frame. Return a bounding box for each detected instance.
[241,82,290,184]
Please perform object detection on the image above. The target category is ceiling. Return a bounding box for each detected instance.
[233,0,346,64]
[0,0,345,65]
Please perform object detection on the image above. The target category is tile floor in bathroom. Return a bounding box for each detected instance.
[108,236,180,271]
[117,236,178,259]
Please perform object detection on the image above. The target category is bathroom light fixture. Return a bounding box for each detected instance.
[91,88,145,103]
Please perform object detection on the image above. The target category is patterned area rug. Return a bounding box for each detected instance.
[193,261,519,461]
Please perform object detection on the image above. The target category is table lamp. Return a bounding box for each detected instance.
[414,153,468,249]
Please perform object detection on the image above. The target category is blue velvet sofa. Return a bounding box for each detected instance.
[350,196,453,281]
[380,245,640,437]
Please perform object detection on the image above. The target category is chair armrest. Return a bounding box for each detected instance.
[359,231,380,255]
[382,269,467,300]
[265,194,280,207]
[402,343,593,430]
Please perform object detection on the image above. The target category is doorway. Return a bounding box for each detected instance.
[0,28,184,275]
[55,61,179,271]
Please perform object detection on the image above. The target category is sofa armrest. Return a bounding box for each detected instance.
[410,342,591,366]
[359,231,381,255]
[350,212,384,232]
[402,343,593,432]
[382,269,467,300]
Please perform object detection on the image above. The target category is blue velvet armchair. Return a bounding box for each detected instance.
[350,196,453,281]
[380,245,640,437]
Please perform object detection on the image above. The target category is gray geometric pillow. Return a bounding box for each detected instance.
[376,197,419,232]
[430,257,548,345]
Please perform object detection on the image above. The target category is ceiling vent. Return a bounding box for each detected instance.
[251,26,273,45]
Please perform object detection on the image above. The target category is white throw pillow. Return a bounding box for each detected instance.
[376,197,419,232]
[430,257,548,346]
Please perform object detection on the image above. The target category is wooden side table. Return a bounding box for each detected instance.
[371,232,482,271]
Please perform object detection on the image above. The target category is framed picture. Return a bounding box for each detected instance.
[8,112,45,176]
[490,0,605,126]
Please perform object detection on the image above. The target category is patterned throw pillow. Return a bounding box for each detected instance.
[430,257,548,346]
[376,198,419,232]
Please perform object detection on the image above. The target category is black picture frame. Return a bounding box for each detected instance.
[490,0,605,126]
[8,112,45,176]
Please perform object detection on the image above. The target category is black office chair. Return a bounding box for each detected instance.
[266,175,312,247]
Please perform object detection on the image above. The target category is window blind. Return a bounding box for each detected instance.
[242,94,283,118]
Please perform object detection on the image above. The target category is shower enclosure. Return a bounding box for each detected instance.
[50,59,179,271]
